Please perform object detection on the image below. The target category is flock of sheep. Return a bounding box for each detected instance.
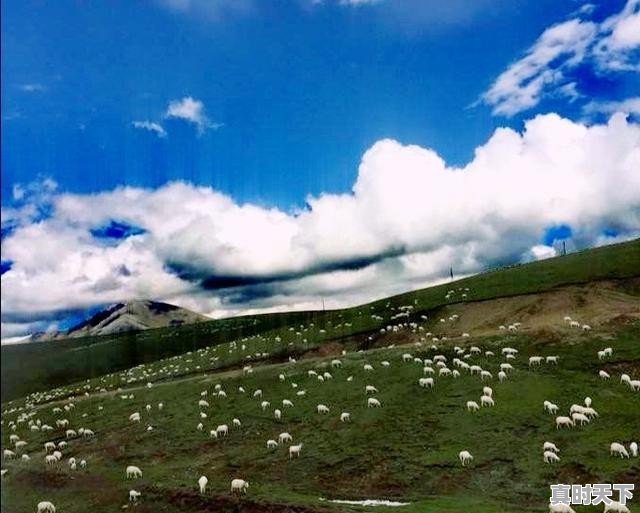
[1,295,639,513]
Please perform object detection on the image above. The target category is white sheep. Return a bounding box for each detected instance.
[419,378,434,388]
[584,396,592,407]
[129,490,141,502]
[216,424,229,437]
[549,503,576,513]
[529,356,543,366]
[610,442,629,458]
[367,398,381,408]
[231,478,249,493]
[480,395,494,407]
[363,364,374,372]
[45,455,58,466]
[289,444,303,459]
[458,450,473,466]
[599,370,610,379]
[555,416,574,429]
[604,501,630,513]
[233,418,241,427]
[482,386,493,397]
[274,409,282,420]
[546,356,558,364]
[340,412,351,422]
[365,385,378,394]
[198,475,208,494]
[498,371,507,382]
[282,400,294,408]
[278,432,292,444]
[630,441,638,457]
[129,412,141,423]
[267,439,278,449]
[544,401,559,414]
[126,465,143,479]
[466,401,480,412]
[3,450,16,460]
[317,404,330,414]
[37,502,56,513]
[480,370,493,381]
[543,442,559,453]
[261,401,270,411]
[543,451,560,463]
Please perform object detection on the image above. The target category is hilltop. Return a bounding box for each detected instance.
[31,300,210,341]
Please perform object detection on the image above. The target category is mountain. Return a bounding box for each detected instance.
[31,300,210,341]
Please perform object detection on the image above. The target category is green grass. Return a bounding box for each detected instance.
[2,321,639,513]
[3,239,639,402]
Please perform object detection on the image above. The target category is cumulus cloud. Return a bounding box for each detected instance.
[482,0,640,116]
[165,96,222,134]
[2,112,639,338]
[132,120,167,138]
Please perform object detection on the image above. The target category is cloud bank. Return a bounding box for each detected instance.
[482,0,640,116]
[2,112,639,338]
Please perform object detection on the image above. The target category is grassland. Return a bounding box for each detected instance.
[1,240,639,513]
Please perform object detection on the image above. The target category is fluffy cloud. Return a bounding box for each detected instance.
[483,0,640,116]
[2,112,639,338]
[165,96,221,134]
[132,120,167,138]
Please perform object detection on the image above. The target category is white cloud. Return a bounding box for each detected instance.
[165,96,222,134]
[583,96,640,116]
[2,112,639,338]
[482,0,640,116]
[132,120,168,138]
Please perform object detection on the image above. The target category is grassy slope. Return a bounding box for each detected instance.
[3,239,639,402]
[1,324,639,513]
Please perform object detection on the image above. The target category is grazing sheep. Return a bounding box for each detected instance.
[584,396,592,407]
[458,450,473,466]
[571,413,590,426]
[546,356,558,364]
[363,364,374,372]
[231,478,249,493]
[629,380,640,391]
[126,465,143,479]
[233,418,241,427]
[543,451,560,463]
[197,423,204,431]
[544,442,559,453]
[604,501,630,513]
[80,460,87,469]
[21,454,30,462]
[610,442,629,458]
[630,441,638,457]
[267,439,278,449]
[282,400,294,408]
[500,363,514,372]
[549,504,576,513]
[498,371,507,382]
[129,412,141,423]
[274,409,282,420]
[317,404,330,414]
[555,416,574,429]
[419,378,434,388]
[466,401,480,412]
[331,359,342,368]
[278,432,292,444]
[198,475,208,494]
[480,371,493,381]
[3,450,15,460]
[216,424,229,437]
[528,356,543,366]
[198,400,209,409]
[482,386,493,397]
[365,385,378,394]
[480,395,494,407]
[45,455,58,466]
[544,401,559,415]
[598,350,607,360]
[37,502,56,513]
[129,490,141,502]
[367,398,382,408]
[289,444,303,459]
[381,361,390,367]
[340,412,351,422]
[599,370,610,380]
[261,401,270,411]
[209,430,218,439]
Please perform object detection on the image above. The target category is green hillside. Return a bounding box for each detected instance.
[3,239,639,402]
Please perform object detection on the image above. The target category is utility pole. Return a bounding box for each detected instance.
[321,297,325,312]
[450,267,454,281]
[562,241,566,256]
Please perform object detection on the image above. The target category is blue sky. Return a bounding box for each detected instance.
[1,0,639,339]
